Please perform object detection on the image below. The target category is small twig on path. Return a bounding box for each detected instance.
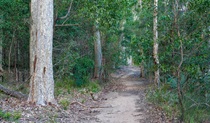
[70,101,87,108]
[90,106,113,109]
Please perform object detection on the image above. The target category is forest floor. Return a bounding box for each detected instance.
[0,66,170,123]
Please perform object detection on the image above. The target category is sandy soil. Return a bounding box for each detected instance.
[88,66,164,123]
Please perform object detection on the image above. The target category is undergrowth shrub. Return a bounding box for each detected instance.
[73,57,94,87]
[86,81,101,93]
[146,83,210,122]
[59,99,70,110]
[146,86,179,119]
[55,78,101,97]
[0,109,21,121]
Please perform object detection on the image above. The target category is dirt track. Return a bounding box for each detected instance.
[92,66,157,123]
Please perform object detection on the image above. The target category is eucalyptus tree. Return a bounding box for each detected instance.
[93,23,102,78]
[28,0,56,105]
[0,14,3,72]
[153,0,160,87]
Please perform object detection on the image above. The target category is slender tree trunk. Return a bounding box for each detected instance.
[0,14,3,82]
[174,0,184,121]
[8,30,15,73]
[140,48,145,78]
[208,28,210,74]
[208,26,210,48]
[28,0,56,105]
[153,0,160,87]
[139,0,142,9]
[93,24,102,78]
[164,0,168,13]
[0,14,3,72]
[138,0,144,77]
[118,20,125,46]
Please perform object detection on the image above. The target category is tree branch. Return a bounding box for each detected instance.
[55,24,79,27]
[58,0,73,20]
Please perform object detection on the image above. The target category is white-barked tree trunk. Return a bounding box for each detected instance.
[94,24,102,78]
[0,14,3,72]
[28,0,56,105]
[153,0,160,87]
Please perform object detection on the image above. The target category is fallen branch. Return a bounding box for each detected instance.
[90,105,112,108]
[70,101,87,108]
[55,24,79,27]
[0,84,27,99]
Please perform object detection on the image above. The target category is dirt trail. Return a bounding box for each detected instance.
[93,66,154,123]
[0,66,168,123]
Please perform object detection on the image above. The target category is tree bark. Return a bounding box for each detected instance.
[139,0,142,9]
[28,0,56,105]
[93,24,102,78]
[153,0,160,87]
[140,48,145,78]
[0,14,3,78]
[136,0,144,77]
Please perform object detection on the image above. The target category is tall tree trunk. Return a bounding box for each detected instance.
[138,0,145,77]
[0,14,3,72]
[118,20,128,66]
[93,24,102,78]
[208,28,210,74]
[153,0,160,87]
[118,20,125,47]
[28,0,56,105]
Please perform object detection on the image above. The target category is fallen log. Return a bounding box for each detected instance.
[0,84,27,99]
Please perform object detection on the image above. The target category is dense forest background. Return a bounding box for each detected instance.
[0,0,210,122]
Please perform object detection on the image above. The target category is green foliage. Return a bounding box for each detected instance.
[0,109,21,121]
[78,0,135,28]
[125,0,210,121]
[147,86,210,122]
[0,0,30,69]
[55,78,101,97]
[55,78,74,96]
[1,111,11,120]
[184,96,210,122]
[12,111,21,120]
[146,87,179,118]
[59,99,70,110]
[86,81,101,93]
[147,82,210,122]
[73,57,94,87]
[188,0,210,13]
